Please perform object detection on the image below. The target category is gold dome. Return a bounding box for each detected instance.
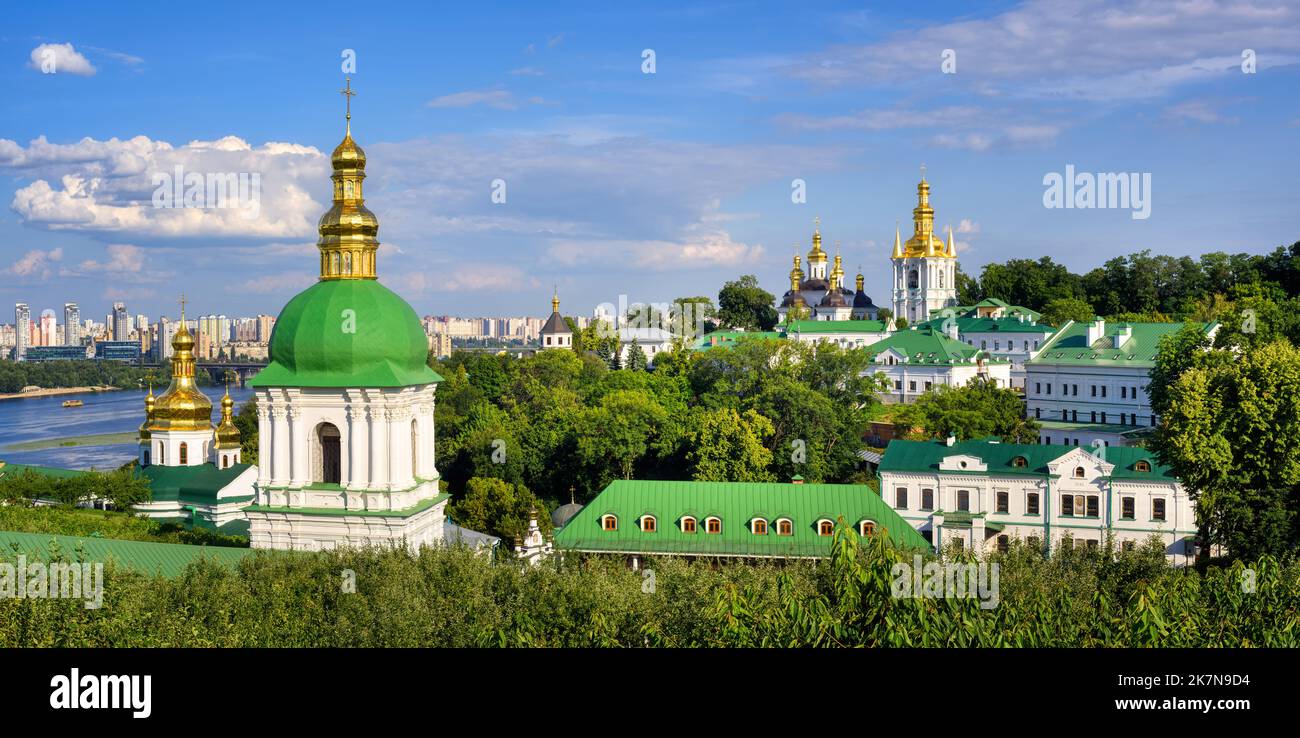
[138,387,155,441]
[807,216,827,263]
[319,77,380,281]
[149,311,213,432]
[901,173,954,259]
[214,390,241,449]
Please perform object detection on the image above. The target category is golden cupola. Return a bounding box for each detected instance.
[831,247,844,287]
[902,170,950,258]
[149,300,213,432]
[807,217,827,264]
[789,253,804,287]
[318,77,380,281]
[214,387,241,449]
[138,383,155,441]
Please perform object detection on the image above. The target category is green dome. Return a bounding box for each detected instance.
[250,280,443,388]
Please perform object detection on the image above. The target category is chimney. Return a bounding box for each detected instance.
[1113,324,1132,348]
[791,475,804,484]
[945,321,959,341]
[1085,318,1106,347]
[946,433,956,447]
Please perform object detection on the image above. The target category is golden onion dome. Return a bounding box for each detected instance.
[331,133,367,170]
[214,391,241,449]
[149,311,213,432]
[138,388,155,441]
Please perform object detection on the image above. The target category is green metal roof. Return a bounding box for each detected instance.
[879,438,1176,481]
[136,462,254,504]
[1027,320,1217,368]
[785,319,890,334]
[690,331,785,350]
[0,530,254,578]
[553,479,931,557]
[865,326,1009,365]
[250,279,444,388]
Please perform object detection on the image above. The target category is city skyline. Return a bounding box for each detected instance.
[3,1,1299,317]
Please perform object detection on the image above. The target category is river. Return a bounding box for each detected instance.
[0,386,255,471]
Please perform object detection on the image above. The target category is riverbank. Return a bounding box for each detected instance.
[2,431,139,453]
[0,385,120,402]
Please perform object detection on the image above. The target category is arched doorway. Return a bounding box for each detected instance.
[313,423,342,485]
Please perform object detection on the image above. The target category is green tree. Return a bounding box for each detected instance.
[717,275,778,331]
[447,476,551,543]
[894,377,1040,444]
[682,407,775,482]
[1039,297,1094,327]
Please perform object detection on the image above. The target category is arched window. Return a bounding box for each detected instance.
[143,450,151,466]
[314,423,342,484]
[817,519,834,536]
[179,442,188,465]
[680,516,697,533]
[1073,466,1085,478]
[601,514,618,531]
[908,269,919,289]
[776,518,792,536]
[705,517,721,534]
[1135,460,1151,473]
[158,442,164,465]
[222,456,229,469]
[640,515,656,533]
[751,518,768,535]
[343,252,352,275]
[1012,456,1028,468]
[859,520,876,537]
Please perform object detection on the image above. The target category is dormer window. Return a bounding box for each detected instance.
[1073,466,1085,478]
[640,515,656,533]
[858,520,876,537]
[750,518,768,535]
[817,519,834,536]
[705,517,722,534]
[776,518,793,536]
[1135,460,1151,473]
[601,514,618,532]
[1012,456,1027,468]
[680,516,697,533]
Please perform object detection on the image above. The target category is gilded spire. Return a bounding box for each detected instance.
[551,286,560,314]
[891,223,903,259]
[946,226,956,257]
[901,169,948,258]
[807,216,827,263]
[149,296,212,433]
[214,372,241,450]
[319,77,380,281]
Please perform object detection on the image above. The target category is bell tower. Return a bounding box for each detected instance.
[891,167,957,324]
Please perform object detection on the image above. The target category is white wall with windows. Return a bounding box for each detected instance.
[880,446,1196,562]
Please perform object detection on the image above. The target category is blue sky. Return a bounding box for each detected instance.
[2,0,1298,322]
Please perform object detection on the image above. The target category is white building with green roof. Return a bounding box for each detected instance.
[1024,319,1219,448]
[242,92,459,552]
[863,325,1012,403]
[879,437,1197,562]
[916,299,1058,390]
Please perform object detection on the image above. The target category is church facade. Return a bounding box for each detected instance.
[778,219,881,323]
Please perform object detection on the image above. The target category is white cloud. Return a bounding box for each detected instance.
[1163,98,1243,125]
[1,135,326,238]
[782,0,1300,101]
[427,89,528,110]
[28,43,96,76]
[5,247,63,279]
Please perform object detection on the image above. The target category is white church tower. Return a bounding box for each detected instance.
[891,170,958,325]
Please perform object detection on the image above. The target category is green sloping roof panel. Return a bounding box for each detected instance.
[554,479,931,557]
[878,438,1176,481]
[0,530,254,578]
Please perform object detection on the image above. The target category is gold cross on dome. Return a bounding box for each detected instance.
[179,293,187,320]
[920,163,927,181]
[340,77,357,121]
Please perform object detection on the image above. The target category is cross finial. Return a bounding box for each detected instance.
[179,293,186,321]
[920,163,927,181]
[340,77,357,134]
